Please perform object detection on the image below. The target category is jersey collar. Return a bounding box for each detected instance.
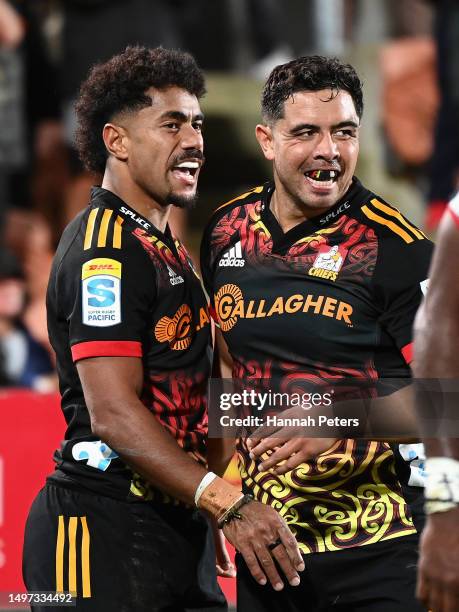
[260,177,369,254]
[90,186,175,242]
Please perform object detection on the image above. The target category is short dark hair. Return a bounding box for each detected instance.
[75,46,206,173]
[261,55,363,124]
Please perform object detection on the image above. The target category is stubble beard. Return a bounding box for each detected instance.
[166,189,199,210]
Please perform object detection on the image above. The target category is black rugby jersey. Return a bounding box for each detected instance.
[201,178,433,554]
[47,187,212,501]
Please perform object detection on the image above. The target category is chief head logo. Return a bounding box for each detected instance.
[308,244,347,281]
[155,304,192,350]
[215,284,243,331]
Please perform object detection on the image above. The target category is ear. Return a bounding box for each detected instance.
[102,123,129,162]
[255,124,274,161]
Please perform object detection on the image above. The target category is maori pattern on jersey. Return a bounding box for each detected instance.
[238,438,416,554]
[211,202,378,284]
[232,356,415,553]
[132,228,185,288]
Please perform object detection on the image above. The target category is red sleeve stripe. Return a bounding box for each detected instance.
[71,340,142,362]
[401,342,413,364]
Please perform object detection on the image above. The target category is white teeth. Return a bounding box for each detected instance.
[175,161,199,169]
[307,177,334,188]
[329,171,337,178]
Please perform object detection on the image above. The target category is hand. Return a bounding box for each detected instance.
[211,517,236,578]
[223,499,304,591]
[417,508,459,612]
[247,437,337,474]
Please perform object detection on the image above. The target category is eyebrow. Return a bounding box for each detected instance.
[290,120,359,133]
[159,110,204,122]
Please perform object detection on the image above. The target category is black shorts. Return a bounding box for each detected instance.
[23,483,227,612]
[237,534,426,612]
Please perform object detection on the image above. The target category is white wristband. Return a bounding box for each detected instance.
[424,457,459,514]
[194,472,218,507]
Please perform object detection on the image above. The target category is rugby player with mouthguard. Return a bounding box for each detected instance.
[201,56,432,611]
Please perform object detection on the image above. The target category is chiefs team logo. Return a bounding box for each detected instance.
[155,304,192,350]
[308,245,347,282]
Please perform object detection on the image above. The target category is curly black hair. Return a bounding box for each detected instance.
[75,46,206,173]
[261,55,363,124]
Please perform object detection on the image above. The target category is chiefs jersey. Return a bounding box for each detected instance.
[201,177,433,553]
[47,187,212,501]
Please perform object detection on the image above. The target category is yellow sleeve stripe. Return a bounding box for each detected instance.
[370,199,425,240]
[362,205,414,243]
[83,208,99,250]
[113,215,123,249]
[215,186,264,212]
[55,515,92,598]
[97,209,113,247]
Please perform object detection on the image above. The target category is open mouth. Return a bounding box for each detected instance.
[171,161,200,185]
[304,169,339,188]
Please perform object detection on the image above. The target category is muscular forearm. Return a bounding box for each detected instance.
[91,396,208,506]
[207,437,236,477]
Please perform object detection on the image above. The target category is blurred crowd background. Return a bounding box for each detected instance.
[0,0,458,393]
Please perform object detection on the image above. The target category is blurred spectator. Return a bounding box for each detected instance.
[0,0,25,230]
[0,0,61,238]
[0,248,56,391]
[424,0,459,230]
[3,209,54,350]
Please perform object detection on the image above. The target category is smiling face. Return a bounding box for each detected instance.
[256,89,360,217]
[112,86,205,209]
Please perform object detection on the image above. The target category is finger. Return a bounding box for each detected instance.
[428,585,444,612]
[273,451,307,475]
[259,441,298,471]
[444,590,459,612]
[416,572,429,605]
[253,543,284,591]
[277,523,304,571]
[249,437,286,459]
[271,544,301,587]
[216,563,236,578]
[240,547,267,586]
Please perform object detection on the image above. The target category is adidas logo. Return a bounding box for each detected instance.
[219,241,245,267]
[167,264,184,285]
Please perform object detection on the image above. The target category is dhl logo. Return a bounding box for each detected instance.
[215,284,353,332]
[88,264,116,271]
[82,258,122,280]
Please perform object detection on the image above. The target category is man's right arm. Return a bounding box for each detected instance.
[77,352,304,591]
[413,204,459,612]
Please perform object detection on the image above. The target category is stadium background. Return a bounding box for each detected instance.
[0,0,457,609]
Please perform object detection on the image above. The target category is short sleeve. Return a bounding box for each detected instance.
[374,237,433,363]
[58,235,156,362]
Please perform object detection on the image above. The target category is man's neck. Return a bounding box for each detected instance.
[102,171,171,234]
[269,184,331,233]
